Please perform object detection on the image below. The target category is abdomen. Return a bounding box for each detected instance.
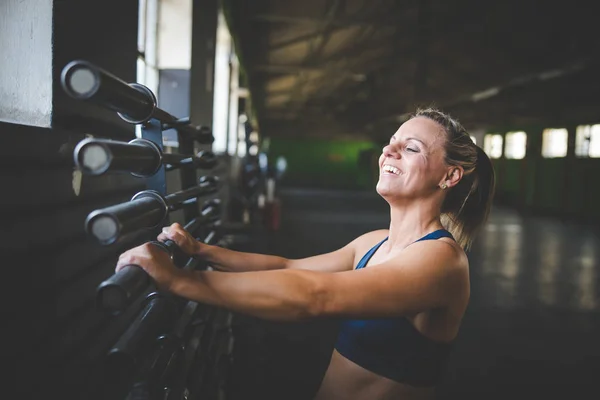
[313,350,435,400]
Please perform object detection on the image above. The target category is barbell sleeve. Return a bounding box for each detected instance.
[105,293,181,372]
[86,178,218,245]
[96,265,152,316]
[96,240,173,315]
[95,213,219,314]
[61,60,157,124]
[62,60,215,144]
[161,150,217,170]
[85,191,168,245]
[185,199,221,233]
[163,176,219,209]
[73,137,162,176]
[187,125,214,144]
[73,137,217,176]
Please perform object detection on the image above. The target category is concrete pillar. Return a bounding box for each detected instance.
[0,0,53,127]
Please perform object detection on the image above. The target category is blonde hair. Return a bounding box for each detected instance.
[411,108,496,250]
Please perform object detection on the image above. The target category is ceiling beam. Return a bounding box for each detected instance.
[251,36,393,74]
[266,3,412,52]
[270,30,337,52]
[372,56,596,125]
[252,64,327,73]
[284,0,347,110]
[250,13,398,28]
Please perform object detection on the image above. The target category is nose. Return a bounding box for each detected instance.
[382,143,400,159]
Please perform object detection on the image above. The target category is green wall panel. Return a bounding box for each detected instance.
[580,159,600,219]
[565,160,585,216]
[535,158,566,211]
[501,160,524,204]
[268,138,379,190]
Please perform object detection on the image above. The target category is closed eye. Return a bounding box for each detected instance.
[406,147,419,153]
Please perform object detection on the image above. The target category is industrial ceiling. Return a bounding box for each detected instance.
[224,0,600,141]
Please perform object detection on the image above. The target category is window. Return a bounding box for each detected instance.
[157,0,192,70]
[212,9,234,154]
[575,124,600,158]
[504,131,527,159]
[136,0,159,96]
[484,134,503,159]
[541,128,568,158]
[136,0,159,138]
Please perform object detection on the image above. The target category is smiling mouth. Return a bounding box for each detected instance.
[382,164,400,175]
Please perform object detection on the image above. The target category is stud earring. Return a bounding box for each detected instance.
[440,183,448,190]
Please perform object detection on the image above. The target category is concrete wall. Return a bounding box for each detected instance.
[0,0,53,127]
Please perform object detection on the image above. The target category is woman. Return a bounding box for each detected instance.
[116,108,495,399]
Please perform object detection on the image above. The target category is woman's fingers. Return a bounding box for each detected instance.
[159,223,197,255]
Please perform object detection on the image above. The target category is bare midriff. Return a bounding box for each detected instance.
[313,350,435,400]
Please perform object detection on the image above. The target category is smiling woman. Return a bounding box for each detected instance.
[377,108,496,249]
[116,107,496,400]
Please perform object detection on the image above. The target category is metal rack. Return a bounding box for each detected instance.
[62,60,235,400]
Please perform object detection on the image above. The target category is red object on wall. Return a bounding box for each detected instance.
[264,198,281,231]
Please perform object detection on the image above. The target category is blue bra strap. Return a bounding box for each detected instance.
[355,230,453,270]
[415,229,454,242]
[355,237,388,270]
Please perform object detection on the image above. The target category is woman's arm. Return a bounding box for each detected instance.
[158,223,290,271]
[159,223,378,273]
[116,238,468,321]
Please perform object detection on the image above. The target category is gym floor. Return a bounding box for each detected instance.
[227,188,600,400]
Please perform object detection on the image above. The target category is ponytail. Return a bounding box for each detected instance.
[441,145,496,250]
[410,107,496,250]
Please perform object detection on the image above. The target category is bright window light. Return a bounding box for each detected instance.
[212,10,232,154]
[575,124,600,158]
[542,128,568,158]
[504,131,527,159]
[157,0,192,69]
[136,0,159,138]
[484,134,503,159]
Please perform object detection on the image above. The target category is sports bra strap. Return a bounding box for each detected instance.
[415,229,454,242]
[355,238,388,270]
[355,229,453,270]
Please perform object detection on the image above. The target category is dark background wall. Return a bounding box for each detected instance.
[488,124,600,222]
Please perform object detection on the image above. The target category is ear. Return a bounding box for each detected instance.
[439,166,463,189]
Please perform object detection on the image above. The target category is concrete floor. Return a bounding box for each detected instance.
[227,188,600,400]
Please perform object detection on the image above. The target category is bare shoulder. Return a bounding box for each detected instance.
[340,230,387,269]
[387,239,470,313]
[400,238,469,279]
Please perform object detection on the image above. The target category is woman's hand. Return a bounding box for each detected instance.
[116,242,183,292]
[158,223,203,257]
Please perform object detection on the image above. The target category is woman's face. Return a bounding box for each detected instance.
[376,117,449,200]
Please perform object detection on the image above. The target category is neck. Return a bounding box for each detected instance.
[385,197,444,251]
